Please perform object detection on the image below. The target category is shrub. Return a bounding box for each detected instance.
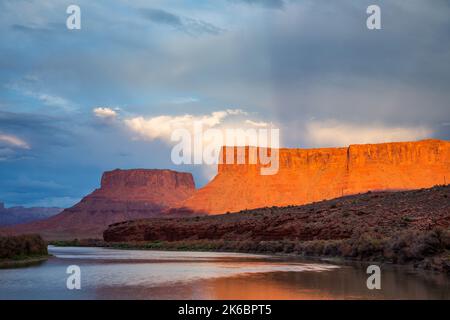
[0,234,47,259]
[388,229,447,263]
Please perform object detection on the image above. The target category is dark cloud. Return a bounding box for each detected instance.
[140,8,223,36]
[0,0,449,205]
[215,0,450,148]
[0,111,74,147]
[228,0,285,9]
[11,24,52,33]
[140,8,182,26]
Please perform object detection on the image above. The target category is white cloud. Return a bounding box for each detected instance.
[0,134,30,149]
[6,80,74,111]
[121,109,280,174]
[306,120,433,147]
[93,107,118,119]
[169,97,199,104]
[245,119,268,127]
[226,109,248,116]
[123,109,248,142]
[37,93,71,109]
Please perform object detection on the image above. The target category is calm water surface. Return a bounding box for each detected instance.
[0,246,448,299]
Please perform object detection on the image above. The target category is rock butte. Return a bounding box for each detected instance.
[181,139,450,214]
[92,169,195,206]
[0,169,195,239]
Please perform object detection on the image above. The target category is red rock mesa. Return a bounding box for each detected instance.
[182,139,450,214]
[0,169,195,239]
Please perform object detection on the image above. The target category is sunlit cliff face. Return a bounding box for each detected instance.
[181,139,450,214]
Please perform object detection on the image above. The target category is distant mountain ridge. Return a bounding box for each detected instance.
[0,202,62,227]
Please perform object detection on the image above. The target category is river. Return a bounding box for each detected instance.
[0,246,448,299]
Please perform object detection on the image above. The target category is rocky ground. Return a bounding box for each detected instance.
[103,185,450,273]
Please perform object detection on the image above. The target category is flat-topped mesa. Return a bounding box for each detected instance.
[0,169,196,240]
[183,139,450,214]
[94,169,195,206]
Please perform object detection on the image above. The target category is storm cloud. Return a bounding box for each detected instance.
[0,0,449,206]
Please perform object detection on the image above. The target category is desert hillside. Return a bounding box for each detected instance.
[104,185,450,272]
[105,185,450,242]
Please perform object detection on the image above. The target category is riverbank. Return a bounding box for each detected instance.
[0,234,49,269]
[100,186,450,274]
[0,255,50,269]
[49,229,450,275]
[3,246,448,300]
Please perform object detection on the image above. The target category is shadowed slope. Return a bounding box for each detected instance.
[104,185,450,243]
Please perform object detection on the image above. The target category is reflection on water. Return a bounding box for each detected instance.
[0,246,448,300]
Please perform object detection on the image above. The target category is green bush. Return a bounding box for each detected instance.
[0,234,47,259]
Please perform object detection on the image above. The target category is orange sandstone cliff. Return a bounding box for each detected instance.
[182,139,450,214]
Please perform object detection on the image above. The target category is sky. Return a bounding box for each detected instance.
[0,0,449,208]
